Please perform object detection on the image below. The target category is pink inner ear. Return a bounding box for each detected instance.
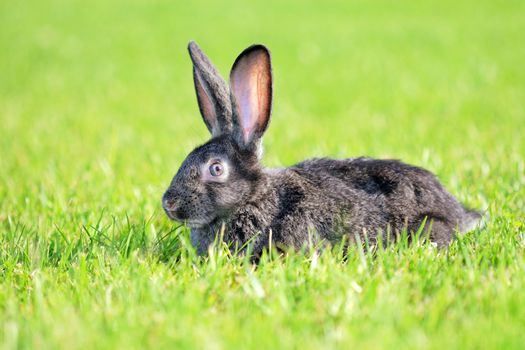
[194,69,226,137]
[195,71,216,127]
[241,71,260,141]
[237,70,260,141]
[230,48,271,145]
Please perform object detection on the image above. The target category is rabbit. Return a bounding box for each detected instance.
[162,41,483,256]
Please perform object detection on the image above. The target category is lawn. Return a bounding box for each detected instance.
[1,0,524,348]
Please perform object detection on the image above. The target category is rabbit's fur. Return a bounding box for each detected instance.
[162,41,482,256]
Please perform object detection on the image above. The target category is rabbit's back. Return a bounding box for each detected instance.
[291,157,480,246]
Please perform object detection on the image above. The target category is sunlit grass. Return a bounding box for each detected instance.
[1,0,524,348]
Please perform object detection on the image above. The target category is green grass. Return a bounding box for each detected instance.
[1,0,525,348]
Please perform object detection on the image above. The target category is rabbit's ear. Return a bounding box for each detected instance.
[229,45,272,149]
[188,41,232,137]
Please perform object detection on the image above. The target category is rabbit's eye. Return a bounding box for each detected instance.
[209,162,224,176]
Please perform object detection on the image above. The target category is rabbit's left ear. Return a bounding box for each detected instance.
[229,45,272,149]
[188,41,232,137]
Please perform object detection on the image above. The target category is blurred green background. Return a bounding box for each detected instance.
[1,0,524,349]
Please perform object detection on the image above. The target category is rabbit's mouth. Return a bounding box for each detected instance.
[163,208,180,221]
[166,213,210,229]
[184,219,211,229]
[164,206,213,228]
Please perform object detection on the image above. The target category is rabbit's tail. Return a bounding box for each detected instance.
[459,208,487,234]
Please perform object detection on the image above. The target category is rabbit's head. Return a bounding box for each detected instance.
[162,42,273,227]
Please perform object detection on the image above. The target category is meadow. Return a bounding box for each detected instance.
[1,0,524,348]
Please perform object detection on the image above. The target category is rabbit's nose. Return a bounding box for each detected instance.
[163,198,178,211]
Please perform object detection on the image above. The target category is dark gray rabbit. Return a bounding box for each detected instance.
[162,41,482,256]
